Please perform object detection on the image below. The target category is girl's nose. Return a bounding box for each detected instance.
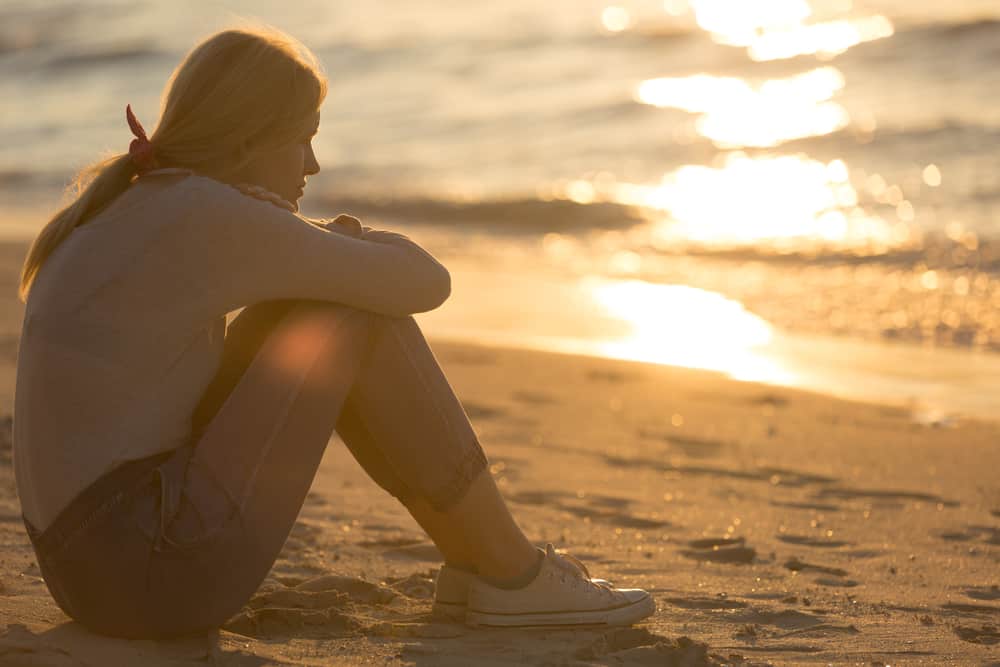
[304,144,320,176]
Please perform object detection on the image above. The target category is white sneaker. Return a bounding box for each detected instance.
[432,565,477,621]
[432,557,616,621]
[465,544,655,628]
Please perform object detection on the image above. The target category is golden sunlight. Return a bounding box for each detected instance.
[608,153,902,250]
[585,277,791,383]
[636,67,847,147]
[601,6,631,32]
[688,0,894,61]
[748,16,894,61]
[689,0,812,46]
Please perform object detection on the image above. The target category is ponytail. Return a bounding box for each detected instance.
[18,24,326,303]
[18,154,137,302]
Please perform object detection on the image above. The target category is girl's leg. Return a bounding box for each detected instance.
[328,312,537,578]
[157,299,536,632]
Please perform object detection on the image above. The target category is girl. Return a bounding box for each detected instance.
[12,25,654,639]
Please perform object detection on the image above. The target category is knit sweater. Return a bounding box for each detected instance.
[13,169,451,532]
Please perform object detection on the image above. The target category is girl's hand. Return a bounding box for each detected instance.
[323,214,365,238]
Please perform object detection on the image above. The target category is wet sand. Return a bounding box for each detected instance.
[0,239,998,665]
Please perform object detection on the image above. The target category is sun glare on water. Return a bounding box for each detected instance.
[636,67,847,148]
[687,0,894,61]
[584,277,791,383]
[603,153,905,251]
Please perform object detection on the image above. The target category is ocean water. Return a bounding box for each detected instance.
[2,0,999,416]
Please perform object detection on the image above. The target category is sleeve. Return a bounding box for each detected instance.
[180,181,451,318]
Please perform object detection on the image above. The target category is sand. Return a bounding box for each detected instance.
[0,238,997,666]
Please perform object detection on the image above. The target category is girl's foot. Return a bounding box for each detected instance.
[464,544,654,628]
[432,555,616,622]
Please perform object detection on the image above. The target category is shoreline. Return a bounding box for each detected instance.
[2,235,999,426]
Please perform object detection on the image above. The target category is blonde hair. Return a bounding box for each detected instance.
[18,24,328,302]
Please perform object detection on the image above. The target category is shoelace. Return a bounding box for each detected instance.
[546,544,617,597]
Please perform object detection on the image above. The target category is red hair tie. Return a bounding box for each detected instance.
[126,104,159,175]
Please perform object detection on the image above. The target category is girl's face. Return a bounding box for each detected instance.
[235,111,321,211]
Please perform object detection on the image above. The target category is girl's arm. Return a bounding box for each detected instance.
[177,180,450,318]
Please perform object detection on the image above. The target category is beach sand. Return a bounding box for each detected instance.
[0,239,997,665]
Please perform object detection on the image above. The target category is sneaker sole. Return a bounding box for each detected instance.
[431,599,467,622]
[465,594,655,628]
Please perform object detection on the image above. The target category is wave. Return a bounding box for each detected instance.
[643,236,1000,274]
[771,119,1000,160]
[309,191,999,271]
[0,0,140,55]
[0,169,37,186]
[40,43,166,71]
[894,17,1000,43]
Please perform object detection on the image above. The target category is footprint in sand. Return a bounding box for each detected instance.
[602,453,837,492]
[224,605,363,639]
[508,489,670,530]
[0,624,80,667]
[770,500,839,512]
[585,494,631,509]
[295,574,396,603]
[383,571,438,600]
[815,486,959,508]
[681,537,756,564]
[783,557,848,577]
[775,623,860,639]
[728,608,825,631]
[685,537,739,549]
[510,390,558,405]
[664,596,748,610]
[508,489,565,506]
[585,369,633,383]
[953,624,1000,645]
[304,490,330,507]
[225,575,397,639]
[757,467,836,488]
[574,628,711,664]
[749,393,789,408]
[965,585,1000,601]
[938,526,1000,546]
[940,602,1000,615]
[460,400,507,420]
[814,577,859,588]
[636,428,727,459]
[227,571,470,640]
[776,534,851,548]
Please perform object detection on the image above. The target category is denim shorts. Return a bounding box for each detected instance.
[21,441,255,639]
